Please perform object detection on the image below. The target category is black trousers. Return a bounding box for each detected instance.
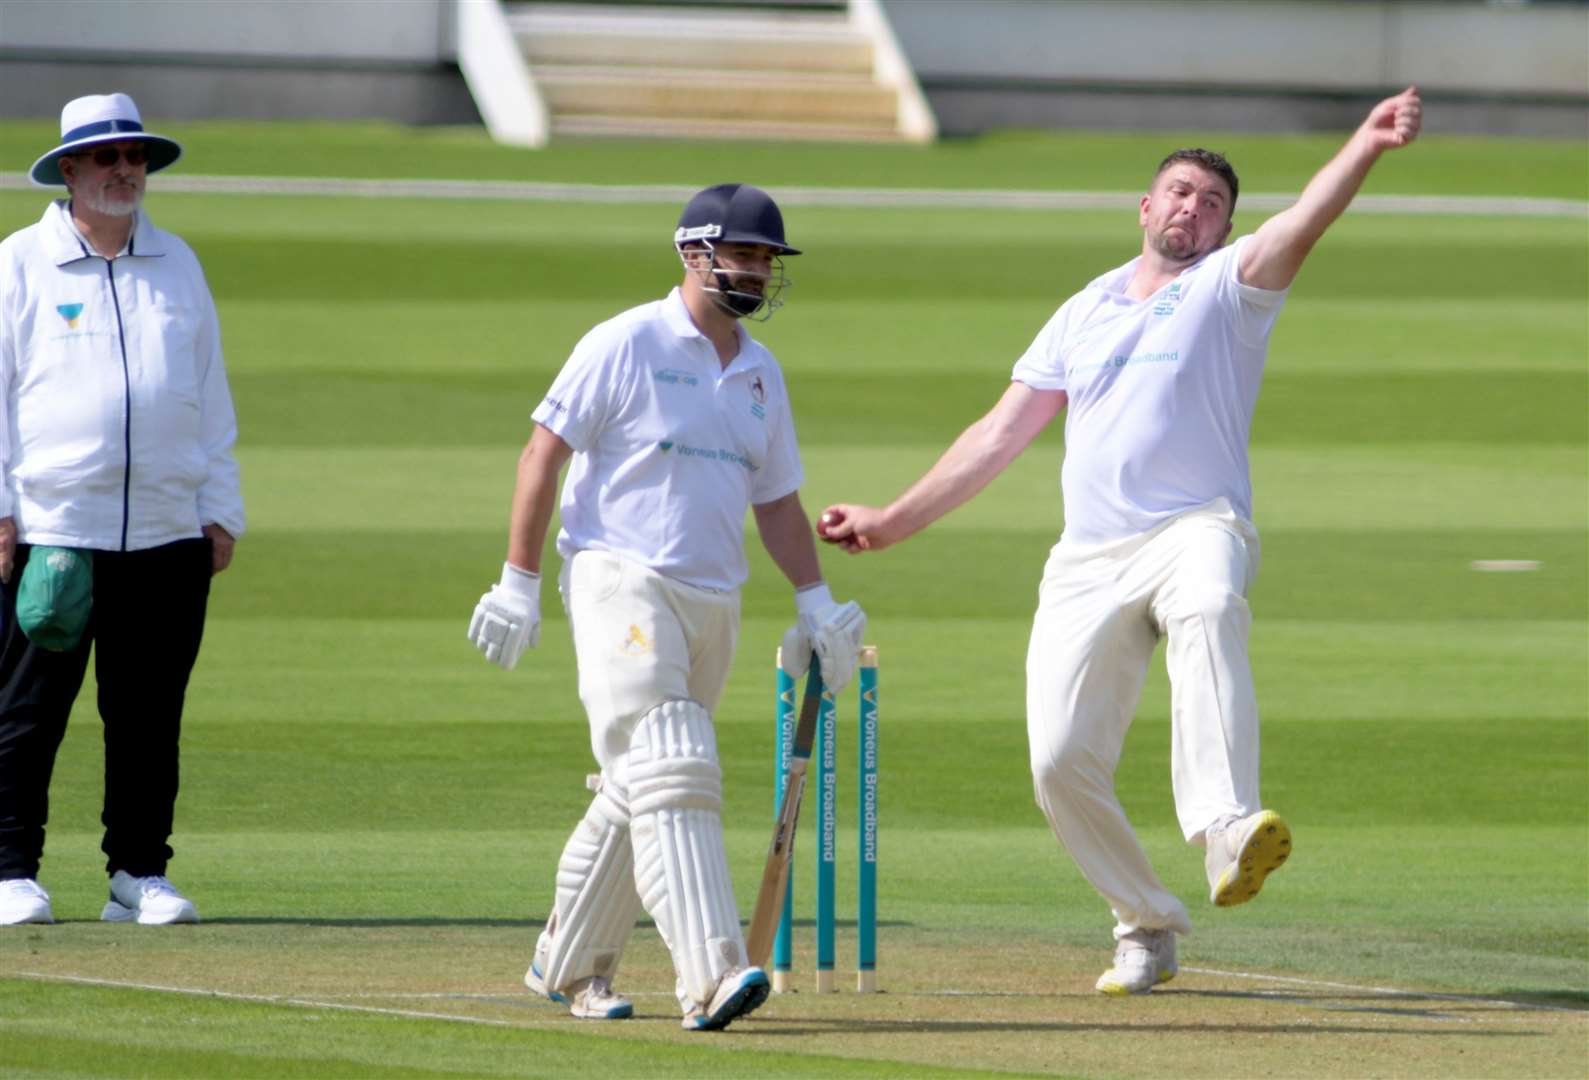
[0,539,211,880]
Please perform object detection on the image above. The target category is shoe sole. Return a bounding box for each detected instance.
[100,901,198,925]
[1095,966,1177,996]
[569,999,634,1020]
[687,972,771,1031]
[1212,811,1292,907]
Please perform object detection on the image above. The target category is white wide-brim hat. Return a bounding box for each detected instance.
[29,92,182,187]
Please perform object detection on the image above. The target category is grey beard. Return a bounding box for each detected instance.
[80,186,142,218]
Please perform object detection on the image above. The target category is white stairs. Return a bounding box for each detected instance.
[502,2,935,143]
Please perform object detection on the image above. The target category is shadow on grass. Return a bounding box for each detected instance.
[200,917,538,928]
[743,1015,1548,1038]
[1502,988,1589,1009]
[190,916,917,930]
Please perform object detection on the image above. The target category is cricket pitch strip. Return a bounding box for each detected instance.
[7,923,1584,1078]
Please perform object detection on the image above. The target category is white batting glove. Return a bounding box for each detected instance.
[468,562,542,671]
[779,583,867,693]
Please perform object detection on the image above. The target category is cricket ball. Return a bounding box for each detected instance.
[817,510,842,538]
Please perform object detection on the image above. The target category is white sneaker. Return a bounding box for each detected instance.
[682,966,770,1031]
[1206,810,1292,907]
[0,878,54,925]
[101,871,198,925]
[1095,928,1178,995]
[524,962,632,1020]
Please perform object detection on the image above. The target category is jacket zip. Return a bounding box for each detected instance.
[104,257,132,551]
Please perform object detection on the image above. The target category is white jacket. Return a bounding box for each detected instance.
[0,200,244,550]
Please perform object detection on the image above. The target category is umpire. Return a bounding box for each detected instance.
[0,93,244,926]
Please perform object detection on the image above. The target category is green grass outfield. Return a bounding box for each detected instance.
[0,124,1585,1078]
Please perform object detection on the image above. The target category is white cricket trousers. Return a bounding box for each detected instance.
[543,550,742,1000]
[1026,499,1261,936]
[559,549,740,770]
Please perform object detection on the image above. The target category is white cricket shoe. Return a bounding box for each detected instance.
[101,871,198,925]
[1206,810,1292,907]
[524,962,633,1020]
[683,966,770,1031]
[1095,928,1178,995]
[0,878,54,925]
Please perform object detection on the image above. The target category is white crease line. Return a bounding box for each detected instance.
[1,173,1584,217]
[1181,966,1585,1015]
[14,971,538,1028]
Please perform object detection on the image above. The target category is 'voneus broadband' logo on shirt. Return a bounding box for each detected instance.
[56,303,84,329]
[655,440,757,472]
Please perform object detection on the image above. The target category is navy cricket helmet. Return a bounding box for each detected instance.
[673,183,801,256]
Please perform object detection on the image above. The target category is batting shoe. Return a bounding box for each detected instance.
[524,962,633,1020]
[0,878,54,925]
[1206,810,1292,907]
[683,966,770,1031]
[1095,928,1178,996]
[101,871,198,925]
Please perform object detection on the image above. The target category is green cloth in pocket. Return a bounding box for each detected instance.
[17,546,93,651]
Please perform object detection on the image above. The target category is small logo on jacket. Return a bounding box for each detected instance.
[56,303,84,329]
[749,375,766,418]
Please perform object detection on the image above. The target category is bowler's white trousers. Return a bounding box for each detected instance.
[1026,499,1261,937]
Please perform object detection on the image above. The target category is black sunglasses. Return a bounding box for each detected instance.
[71,144,148,168]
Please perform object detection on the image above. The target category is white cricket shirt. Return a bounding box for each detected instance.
[532,288,803,591]
[1013,236,1287,544]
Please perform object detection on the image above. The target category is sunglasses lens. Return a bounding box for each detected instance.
[88,145,147,167]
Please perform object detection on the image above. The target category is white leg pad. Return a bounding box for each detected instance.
[627,700,746,1007]
[539,774,643,992]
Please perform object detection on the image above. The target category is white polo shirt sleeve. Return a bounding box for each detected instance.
[1218,236,1289,347]
[1010,300,1073,393]
[532,322,637,450]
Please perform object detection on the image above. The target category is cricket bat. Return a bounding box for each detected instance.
[744,654,824,969]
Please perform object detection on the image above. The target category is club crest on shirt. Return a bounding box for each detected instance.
[749,375,766,419]
[55,302,85,329]
[1151,282,1184,317]
[620,624,654,656]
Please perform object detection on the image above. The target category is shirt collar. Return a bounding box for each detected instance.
[661,286,765,372]
[662,286,707,339]
[1089,255,1141,295]
[1091,244,1221,296]
[43,199,166,265]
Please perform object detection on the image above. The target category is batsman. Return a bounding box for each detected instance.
[467,184,865,1029]
[821,89,1422,994]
